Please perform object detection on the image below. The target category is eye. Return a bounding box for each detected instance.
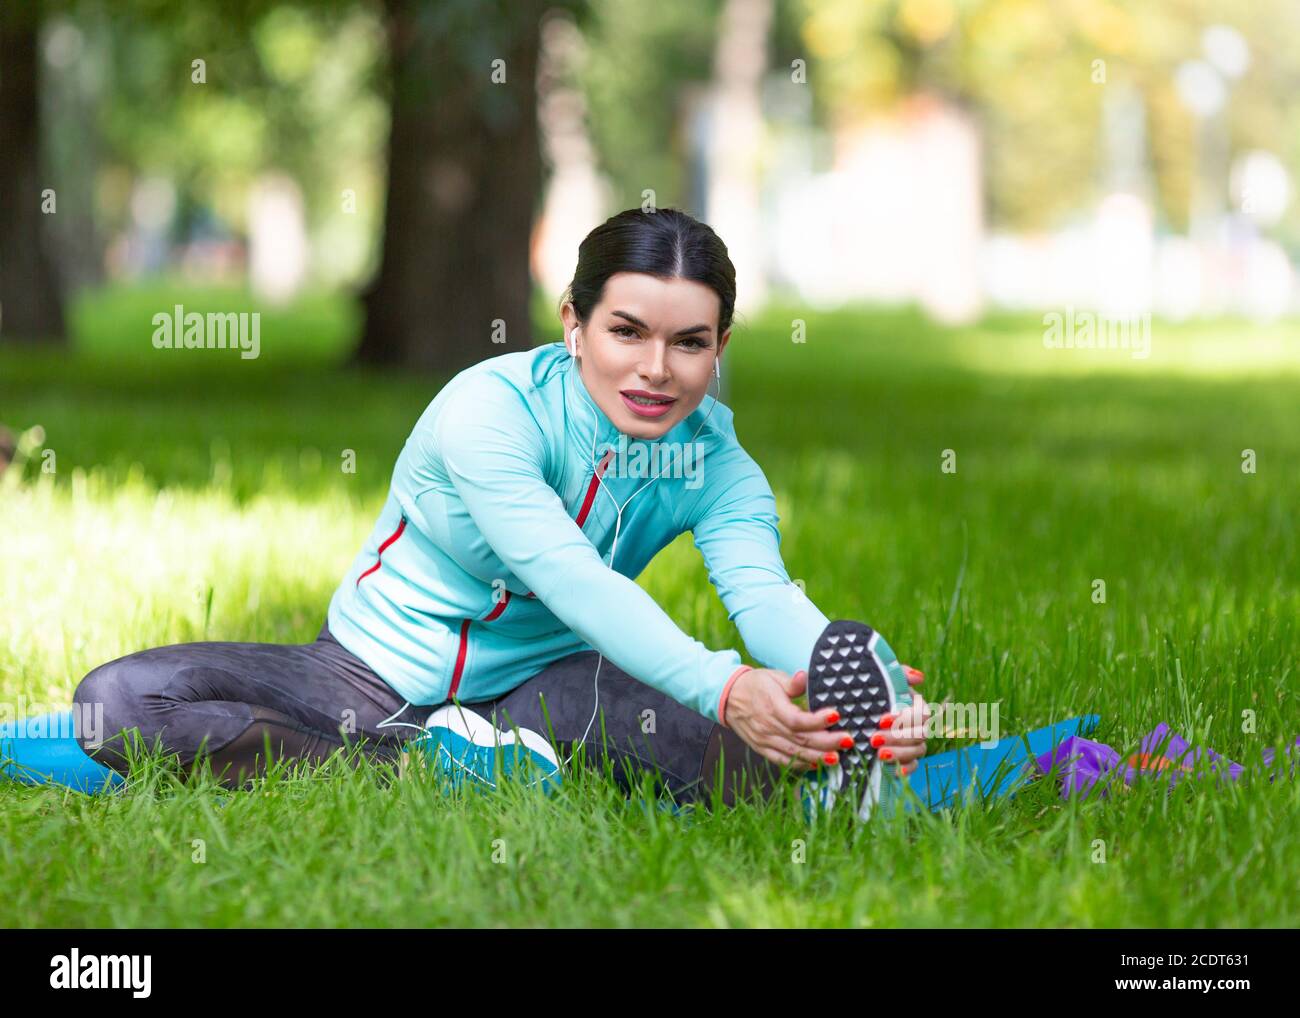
[677,337,707,350]
[611,325,639,338]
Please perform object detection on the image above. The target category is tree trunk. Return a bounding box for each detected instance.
[355,0,553,375]
[0,4,67,345]
[706,0,773,316]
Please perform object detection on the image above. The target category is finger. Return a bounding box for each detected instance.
[783,669,808,699]
[772,734,828,768]
[879,713,928,739]
[879,701,932,733]
[777,697,842,734]
[879,744,926,766]
[754,742,796,769]
[888,699,931,733]
[792,727,857,754]
[870,731,926,759]
[902,664,925,688]
[881,724,928,743]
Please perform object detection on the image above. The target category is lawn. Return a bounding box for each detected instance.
[1,282,1298,927]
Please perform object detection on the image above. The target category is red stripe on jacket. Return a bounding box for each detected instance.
[355,516,407,586]
[483,592,510,621]
[448,619,472,697]
[575,449,614,528]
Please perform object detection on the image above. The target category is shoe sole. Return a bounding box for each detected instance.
[805,620,898,821]
[414,704,560,792]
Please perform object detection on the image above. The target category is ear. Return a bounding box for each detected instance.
[560,302,578,337]
[717,328,731,360]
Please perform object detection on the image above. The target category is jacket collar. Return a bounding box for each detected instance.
[564,351,622,457]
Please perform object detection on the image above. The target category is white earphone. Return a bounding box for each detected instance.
[558,328,721,768]
[380,325,724,786]
[382,330,733,774]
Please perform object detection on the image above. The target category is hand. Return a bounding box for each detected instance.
[877,691,931,778]
[723,668,845,771]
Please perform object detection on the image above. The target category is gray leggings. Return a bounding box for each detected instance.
[72,620,782,805]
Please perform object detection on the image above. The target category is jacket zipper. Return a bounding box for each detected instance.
[448,619,472,697]
[483,593,510,621]
[449,449,615,698]
[575,449,614,528]
[355,514,407,586]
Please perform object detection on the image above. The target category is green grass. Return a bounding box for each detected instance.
[2,282,1298,927]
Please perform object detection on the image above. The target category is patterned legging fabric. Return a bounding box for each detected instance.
[72,619,783,805]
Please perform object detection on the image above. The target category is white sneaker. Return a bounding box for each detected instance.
[407,704,561,793]
[804,620,912,821]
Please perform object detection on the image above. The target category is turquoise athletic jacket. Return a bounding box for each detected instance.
[326,341,832,723]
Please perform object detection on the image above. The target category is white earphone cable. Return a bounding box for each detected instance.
[559,325,720,768]
[395,327,724,788]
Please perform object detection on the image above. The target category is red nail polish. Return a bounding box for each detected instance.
[839,735,853,749]
[906,667,924,681]
[879,714,895,730]
[870,733,885,748]
[880,749,894,761]
[825,711,840,725]
[824,752,838,765]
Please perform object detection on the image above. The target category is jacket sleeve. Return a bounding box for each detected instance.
[418,374,748,722]
[690,442,832,680]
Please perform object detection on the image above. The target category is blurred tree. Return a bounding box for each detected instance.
[95,2,384,287]
[580,0,721,210]
[0,2,67,344]
[354,0,584,374]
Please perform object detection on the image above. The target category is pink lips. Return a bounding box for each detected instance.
[619,390,677,418]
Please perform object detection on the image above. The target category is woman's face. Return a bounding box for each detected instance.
[561,272,730,440]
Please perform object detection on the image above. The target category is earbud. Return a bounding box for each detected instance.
[567,327,578,357]
[714,356,721,381]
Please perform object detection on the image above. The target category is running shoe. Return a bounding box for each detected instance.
[801,620,913,822]
[406,704,562,794]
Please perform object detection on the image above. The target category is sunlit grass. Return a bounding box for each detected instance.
[1,285,1297,927]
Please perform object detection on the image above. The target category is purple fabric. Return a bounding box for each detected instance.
[1034,736,1121,797]
[1128,722,1244,788]
[1260,735,1300,780]
[1032,723,1297,801]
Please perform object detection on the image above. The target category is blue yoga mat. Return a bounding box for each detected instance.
[900,714,1101,813]
[0,711,124,793]
[4,708,1102,811]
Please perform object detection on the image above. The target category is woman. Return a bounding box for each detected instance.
[6,208,929,813]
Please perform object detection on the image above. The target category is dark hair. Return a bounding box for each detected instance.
[560,207,737,338]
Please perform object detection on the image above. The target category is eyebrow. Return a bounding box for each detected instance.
[610,310,712,337]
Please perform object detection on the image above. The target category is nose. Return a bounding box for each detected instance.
[637,341,670,386]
